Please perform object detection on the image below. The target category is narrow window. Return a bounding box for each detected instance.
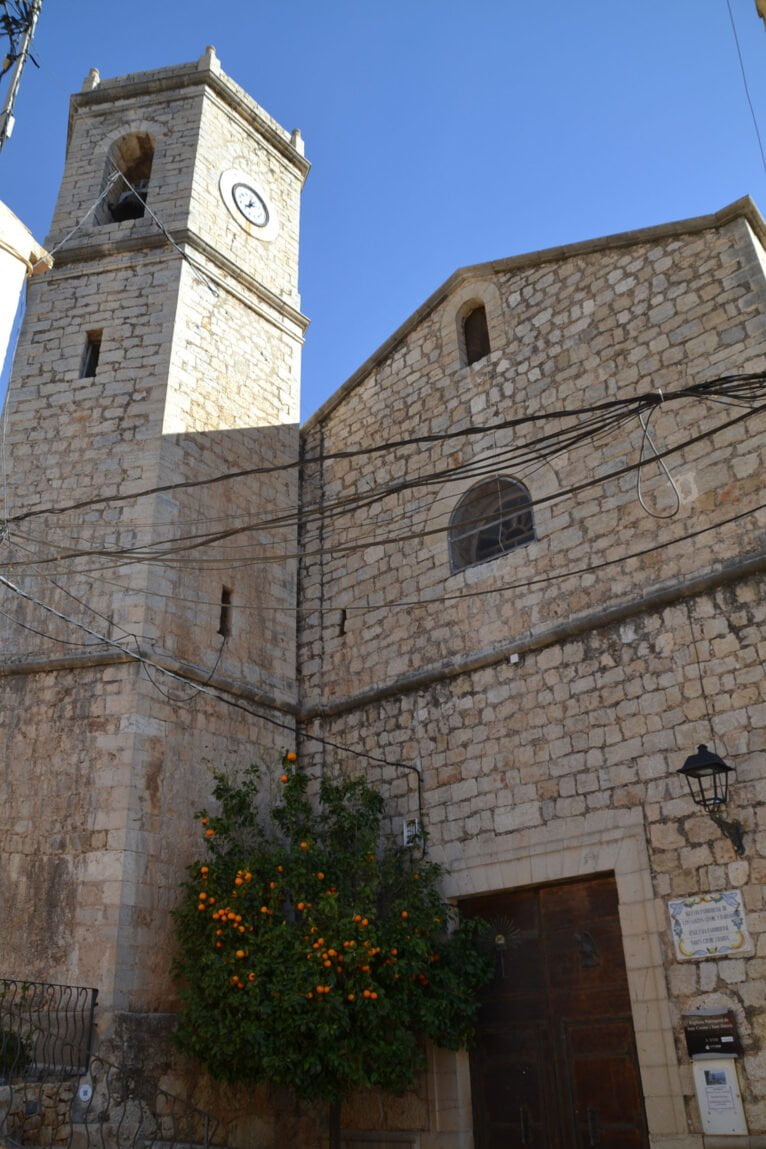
[338,609,347,637]
[463,304,491,365]
[449,477,534,572]
[80,331,102,378]
[218,586,233,638]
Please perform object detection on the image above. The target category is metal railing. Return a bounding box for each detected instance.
[2,1054,227,1147]
[0,979,97,1082]
[0,979,227,1148]
[71,1055,226,1148]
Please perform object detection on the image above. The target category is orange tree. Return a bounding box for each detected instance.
[172,757,491,1147]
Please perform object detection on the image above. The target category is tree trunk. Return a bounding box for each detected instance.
[328,1097,342,1149]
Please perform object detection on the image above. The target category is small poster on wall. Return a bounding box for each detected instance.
[668,891,752,961]
[691,1059,748,1136]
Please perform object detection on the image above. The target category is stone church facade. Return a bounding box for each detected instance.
[2,53,766,1149]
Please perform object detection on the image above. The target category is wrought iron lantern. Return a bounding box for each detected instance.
[677,744,744,856]
[678,745,733,810]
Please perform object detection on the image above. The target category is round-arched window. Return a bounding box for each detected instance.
[449,477,534,572]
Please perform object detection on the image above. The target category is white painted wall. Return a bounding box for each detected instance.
[0,199,50,375]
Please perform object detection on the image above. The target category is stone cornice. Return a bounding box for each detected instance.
[70,63,310,181]
[4,554,764,727]
[0,646,299,717]
[45,228,309,334]
[299,551,766,722]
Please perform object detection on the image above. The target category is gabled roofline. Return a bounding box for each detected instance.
[303,196,766,431]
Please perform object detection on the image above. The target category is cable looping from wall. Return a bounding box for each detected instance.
[635,398,681,520]
[139,632,227,705]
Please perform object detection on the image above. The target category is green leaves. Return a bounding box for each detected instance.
[172,758,492,1105]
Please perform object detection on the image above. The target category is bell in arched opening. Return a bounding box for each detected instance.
[110,179,150,222]
[97,132,155,225]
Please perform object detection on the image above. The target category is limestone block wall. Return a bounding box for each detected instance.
[141,253,302,695]
[296,203,766,1145]
[0,657,291,1011]
[188,71,304,308]
[0,246,183,649]
[0,57,305,1015]
[0,247,300,689]
[297,578,766,1147]
[299,205,766,706]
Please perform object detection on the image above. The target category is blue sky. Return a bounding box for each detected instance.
[1,1,766,419]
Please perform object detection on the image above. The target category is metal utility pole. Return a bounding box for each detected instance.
[0,0,43,152]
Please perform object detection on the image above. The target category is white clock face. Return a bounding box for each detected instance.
[232,182,269,227]
[219,169,279,241]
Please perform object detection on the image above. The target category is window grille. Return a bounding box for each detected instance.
[449,477,534,572]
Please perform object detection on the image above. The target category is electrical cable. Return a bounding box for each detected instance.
[0,397,739,560]
[4,396,761,571]
[108,165,220,297]
[635,402,681,520]
[2,491,762,629]
[29,171,121,269]
[3,379,760,568]
[0,573,425,825]
[0,603,104,646]
[7,370,766,529]
[118,497,766,613]
[2,401,640,559]
[7,532,141,647]
[726,0,766,181]
[139,632,226,705]
[4,484,763,629]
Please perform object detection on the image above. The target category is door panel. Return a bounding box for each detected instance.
[471,1022,555,1147]
[566,1019,648,1148]
[462,875,649,1149]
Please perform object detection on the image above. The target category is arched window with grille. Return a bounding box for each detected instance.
[462,303,491,365]
[449,477,535,572]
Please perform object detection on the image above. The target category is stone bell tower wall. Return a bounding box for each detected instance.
[0,56,307,1013]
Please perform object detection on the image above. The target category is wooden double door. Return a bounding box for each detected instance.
[462,875,650,1149]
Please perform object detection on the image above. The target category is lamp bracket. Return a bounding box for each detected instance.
[709,812,745,857]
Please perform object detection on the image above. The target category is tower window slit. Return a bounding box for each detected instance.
[218,586,233,637]
[81,331,102,378]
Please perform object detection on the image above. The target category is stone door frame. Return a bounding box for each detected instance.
[421,819,697,1149]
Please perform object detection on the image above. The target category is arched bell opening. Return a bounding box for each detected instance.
[96,132,155,225]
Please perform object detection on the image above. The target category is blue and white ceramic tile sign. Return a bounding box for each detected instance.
[668,890,753,961]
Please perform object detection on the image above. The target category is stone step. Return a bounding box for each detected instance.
[147,1144,231,1149]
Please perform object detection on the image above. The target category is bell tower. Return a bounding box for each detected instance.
[0,50,309,1020]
